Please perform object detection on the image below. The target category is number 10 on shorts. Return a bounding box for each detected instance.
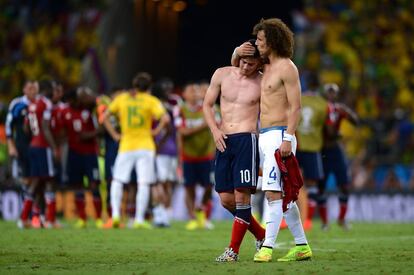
[240,169,251,183]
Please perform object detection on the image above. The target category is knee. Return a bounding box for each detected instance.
[265,191,282,202]
[221,199,235,212]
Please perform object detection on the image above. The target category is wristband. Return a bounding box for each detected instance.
[282,133,294,142]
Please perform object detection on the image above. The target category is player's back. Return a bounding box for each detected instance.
[109,92,165,152]
[27,95,52,148]
[297,93,328,152]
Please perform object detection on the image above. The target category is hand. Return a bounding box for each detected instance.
[112,132,121,142]
[212,129,227,152]
[236,42,256,57]
[8,145,18,157]
[279,141,292,158]
[53,147,61,161]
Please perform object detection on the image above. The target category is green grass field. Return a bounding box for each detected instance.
[0,220,413,274]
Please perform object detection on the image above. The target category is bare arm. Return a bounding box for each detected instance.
[280,61,302,157]
[230,42,256,67]
[103,110,120,141]
[152,113,171,137]
[338,103,359,125]
[42,119,57,150]
[202,68,227,152]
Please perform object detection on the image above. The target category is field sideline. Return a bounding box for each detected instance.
[0,220,413,274]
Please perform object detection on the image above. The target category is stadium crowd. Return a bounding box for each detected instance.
[1,0,414,231]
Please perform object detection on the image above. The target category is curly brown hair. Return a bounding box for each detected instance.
[253,18,294,58]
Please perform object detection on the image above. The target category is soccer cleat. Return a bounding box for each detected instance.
[338,220,351,231]
[204,220,215,230]
[321,223,329,231]
[185,219,199,230]
[74,219,87,229]
[31,216,43,229]
[44,221,63,229]
[95,219,104,229]
[112,217,121,228]
[280,218,288,230]
[254,247,272,262]
[195,210,206,228]
[277,244,312,262]
[215,247,239,262]
[255,239,265,252]
[17,219,31,229]
[303,219,313,231]
[132,221,153,229]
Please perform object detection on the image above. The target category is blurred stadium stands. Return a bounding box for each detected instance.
[1,0,414,222]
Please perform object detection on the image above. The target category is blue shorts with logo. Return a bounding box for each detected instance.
[214,133,259,193]
[296,151,324,181]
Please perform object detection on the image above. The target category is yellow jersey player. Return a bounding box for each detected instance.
[103,72,170,229]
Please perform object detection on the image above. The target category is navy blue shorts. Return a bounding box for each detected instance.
[29,146,55,178]
[296,151,324,180]
[183,160,213,186]
[104,138,119,181]
[14,145,30,178]
[67,150,100,186]
[214,133,259,193]
[321,144,349,186]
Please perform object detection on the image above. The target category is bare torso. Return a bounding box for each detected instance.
[219,67,261,134]
[260,59,293,128]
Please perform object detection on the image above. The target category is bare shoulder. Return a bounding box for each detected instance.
[214,66,234,77]
[280,59,298,73]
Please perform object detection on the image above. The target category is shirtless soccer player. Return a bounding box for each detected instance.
[203,40,266,262]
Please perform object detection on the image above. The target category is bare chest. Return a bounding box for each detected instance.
[221,77,260,105]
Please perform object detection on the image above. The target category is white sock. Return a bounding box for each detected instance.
[160,204,169,225]
[110,180,123,219]
[135,184,150,223]
[153,205,162,224]
[284,202,308,245]
[261,195,270,225]
[263,199,283,248]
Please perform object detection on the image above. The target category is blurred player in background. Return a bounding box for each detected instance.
[104,72,170,229]
[24,80,59,228]
[318,83,359,230]
[6,80,38,228]
[175,83,215,230]
[96,88,122,223]
[151,78,180,227]
[296,73,328,230]
[61,87,102,228]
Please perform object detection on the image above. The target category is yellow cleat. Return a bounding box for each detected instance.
[254,247,272,262]
[74,219,86,229]
[95,219,104,229]
[132,221,153,229]
[112,217,121,228]
[277,244,312,262]
[185,219,199,230]
[195,210,206,228]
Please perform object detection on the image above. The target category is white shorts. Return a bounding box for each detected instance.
[156,155,178,182]
[259,127,297,192]
[113,150,156,185]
